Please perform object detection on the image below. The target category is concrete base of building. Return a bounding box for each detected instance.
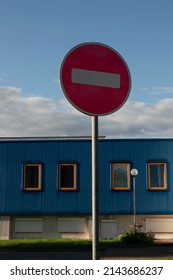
[1,214,173,240]
[0,216,10,239]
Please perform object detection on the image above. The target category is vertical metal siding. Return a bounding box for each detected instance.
[0,143,8,213]
[99,139,173,214]
[0,140,92,214]
[0,138,173,215]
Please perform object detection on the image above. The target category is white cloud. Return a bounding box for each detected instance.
[142,86,173,95]
[0,86,90,137]
[100,98,173,138]
[52,78,60,85]
[0,86,173,138]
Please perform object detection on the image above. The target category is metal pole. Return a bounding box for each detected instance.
[133,176,136,232]
[92,115,99,260]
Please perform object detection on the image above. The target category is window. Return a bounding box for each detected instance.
[15,218,43,233]
[23,163,42,191]
[111,163,130,190]
[148,162,167,190]
[58,163,77,190]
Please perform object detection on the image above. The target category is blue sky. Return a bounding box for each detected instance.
[0,0,173,138]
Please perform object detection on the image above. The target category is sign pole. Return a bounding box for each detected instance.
[92,115,99,260]
[60,42,131,260]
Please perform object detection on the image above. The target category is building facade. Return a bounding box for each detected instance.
[1,137,173,239]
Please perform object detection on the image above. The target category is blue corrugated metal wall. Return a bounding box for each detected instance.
[0,138,173,215]
[99,139,173,214]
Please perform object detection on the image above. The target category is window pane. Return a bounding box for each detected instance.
[59,164,76,190]
[112,164,129,189]
[24,164,41,190]
[150,164,164,188]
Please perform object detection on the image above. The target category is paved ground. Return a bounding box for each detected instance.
[1,241,173,260]
[102,240,173,259]
[102,240,173,260]
[0,249,93,260]
[102,245,173,260]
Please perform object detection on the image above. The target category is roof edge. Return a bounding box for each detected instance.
[0,136,105,142]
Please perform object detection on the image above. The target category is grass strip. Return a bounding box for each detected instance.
[0,238,122,250]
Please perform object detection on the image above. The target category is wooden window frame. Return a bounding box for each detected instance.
[23,163,42,191]
[58,163,77,191]
[148,162,167,190]
[111,163,130,190]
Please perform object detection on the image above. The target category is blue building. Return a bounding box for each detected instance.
[0,137,173,239]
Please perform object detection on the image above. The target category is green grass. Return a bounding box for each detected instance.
[1,239,173,259]
[0,238,121,250]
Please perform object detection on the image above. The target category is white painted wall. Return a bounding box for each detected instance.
[9,215,173,240]
[0,216,10,239]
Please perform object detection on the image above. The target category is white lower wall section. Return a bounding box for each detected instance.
[57,218,86,233]
[9,214,173,240]
[11,216,89,239]
[0,216,10,239]
[145,218,173,239]
[15,218,43,233]
[57,217,88,239]
[146,218,173,233]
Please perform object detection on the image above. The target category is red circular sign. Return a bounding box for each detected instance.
[60,43,131,116]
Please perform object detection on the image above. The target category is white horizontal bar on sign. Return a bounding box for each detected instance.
[72,68,120,88]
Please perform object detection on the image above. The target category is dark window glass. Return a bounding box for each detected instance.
[24,164,41,190]
[59,164,76,190]
[148,163,166,190]
[112,163,130,190]
[150,164,164,187]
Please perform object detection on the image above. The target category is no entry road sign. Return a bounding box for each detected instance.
[60,42,131,116]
